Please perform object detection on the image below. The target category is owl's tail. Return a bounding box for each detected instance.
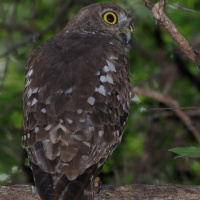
[55,164,102,200]
[30,161,102,200]
[30,161,55,200]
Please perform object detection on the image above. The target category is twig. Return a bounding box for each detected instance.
[146,106,200,111]
[143,0,200,69]
[167,1,200,14]
[151,110,200,122]
[132,86,200,143]
[0,0,73,59]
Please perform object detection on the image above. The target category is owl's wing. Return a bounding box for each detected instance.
[23,30,130,199]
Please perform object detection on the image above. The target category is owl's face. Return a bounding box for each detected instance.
[65,3,133,50]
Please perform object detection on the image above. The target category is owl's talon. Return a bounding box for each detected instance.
[94,177,102,194]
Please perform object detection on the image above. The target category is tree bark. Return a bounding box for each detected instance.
[0,184,200,200]
[143,0,200,69]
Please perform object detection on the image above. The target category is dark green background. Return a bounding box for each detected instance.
[0,0,200,186]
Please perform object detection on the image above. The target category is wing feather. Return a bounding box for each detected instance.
[23,29,130,198]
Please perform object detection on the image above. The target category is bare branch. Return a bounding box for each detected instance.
[143,0,200,69]
[0,184,200,200]
[151,110,200,122]
[147,107,200,111]
[132,86,200,143]
[167,1,200,14]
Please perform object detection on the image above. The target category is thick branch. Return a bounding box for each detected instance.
[132,86,200,143]
[0,184,200,200]
[143,0,200,69]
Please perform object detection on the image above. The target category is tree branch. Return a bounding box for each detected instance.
[167,1,200,14]
[0,184,200,200]
[132,86,200,143]
[143,0,200,69]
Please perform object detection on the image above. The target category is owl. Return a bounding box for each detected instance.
[22,3,133,200]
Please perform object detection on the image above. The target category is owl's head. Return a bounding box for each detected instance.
[65,3,133,50]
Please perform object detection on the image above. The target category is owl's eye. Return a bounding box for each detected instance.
[103,12,118,25]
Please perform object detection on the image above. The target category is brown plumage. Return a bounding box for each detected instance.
[22,3,133,200]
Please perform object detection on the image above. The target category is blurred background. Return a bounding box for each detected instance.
[0,0,200,186]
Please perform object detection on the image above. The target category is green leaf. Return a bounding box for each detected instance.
[168,147,200,158]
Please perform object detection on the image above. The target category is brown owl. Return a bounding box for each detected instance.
[22,3,133,200]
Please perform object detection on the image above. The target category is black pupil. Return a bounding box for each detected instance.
[107,14,114,22]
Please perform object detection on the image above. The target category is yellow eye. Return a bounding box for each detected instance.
[103,12,118,25]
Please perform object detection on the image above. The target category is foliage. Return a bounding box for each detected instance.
[0,0,200,186]
[169,147,200,158]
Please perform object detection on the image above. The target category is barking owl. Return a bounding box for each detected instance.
[22,3,133,200]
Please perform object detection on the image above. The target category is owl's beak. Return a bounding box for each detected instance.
[117,25,133,50]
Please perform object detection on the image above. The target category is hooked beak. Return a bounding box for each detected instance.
[117,24,133,51]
